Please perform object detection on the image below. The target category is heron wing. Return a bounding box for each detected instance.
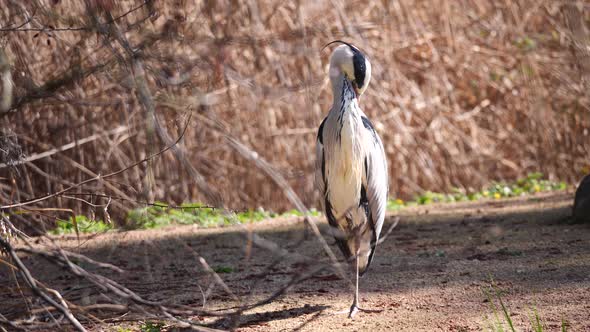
[361,116,388,243]
[314,117,327,204]
[315,117,354,258]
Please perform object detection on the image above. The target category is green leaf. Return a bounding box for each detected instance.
[213,266,233,273]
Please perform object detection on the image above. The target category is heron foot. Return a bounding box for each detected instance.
[330,305,382,319]
[348,304,359,318]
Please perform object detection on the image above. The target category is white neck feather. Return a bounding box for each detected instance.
[331,73,357,111]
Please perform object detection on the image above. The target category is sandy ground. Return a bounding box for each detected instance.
[2,192,590,331]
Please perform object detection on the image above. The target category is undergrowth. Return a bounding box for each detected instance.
[139,321,164,332]
[51,173,565,235]
[51,215,112,235]
[390,172,566,209]
[51,204,320,235]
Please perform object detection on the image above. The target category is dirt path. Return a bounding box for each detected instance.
[3,193,590,331]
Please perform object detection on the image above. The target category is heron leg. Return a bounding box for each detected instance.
[330,254,360,317]
[330,253,381,317]
[333,226,382,318]
[348,232,383,318]
[348,252,360,318]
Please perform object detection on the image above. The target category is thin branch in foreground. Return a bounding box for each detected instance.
[0,0,151,32]
[0,126,129,169]
[0,236,86,332]
[224,135,350,283]
[53,192,217,210]
[12,240,233,331]
[0,114,191,209]
[0,313,26,331]
[376,216,400,246]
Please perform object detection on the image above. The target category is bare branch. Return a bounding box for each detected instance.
[0,236,86,332]
[0,126,129,169]
[1,115,191,209]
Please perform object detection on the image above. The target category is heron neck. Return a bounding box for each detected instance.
[331,74,357,109]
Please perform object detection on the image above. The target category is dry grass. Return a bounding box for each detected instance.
[1,0,589,219]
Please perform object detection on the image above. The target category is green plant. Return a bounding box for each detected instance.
[387,198,406,210]
[483,282,516,332]
[234,209,271,223]
[528,307,544,332]
[49,201,324,234]
[51,215,112,235]
[281,208,321,217]
[139,321,164,332]
[483,279,567,332]
[515,36,537,51]
[124,203,276,230]
[282,209,304,217]
[125,202,209,229]
[496,247,523,257]
[389,173,567,211]
[213,266,233,273]
[48,174,568,233]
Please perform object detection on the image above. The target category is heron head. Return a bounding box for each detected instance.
[325,41,372,97]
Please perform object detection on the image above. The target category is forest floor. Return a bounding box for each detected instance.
[3,192,590,331]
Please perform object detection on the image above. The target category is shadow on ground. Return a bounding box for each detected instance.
[2,193,590,330]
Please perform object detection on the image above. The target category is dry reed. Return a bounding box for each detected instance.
[1,0,589,219]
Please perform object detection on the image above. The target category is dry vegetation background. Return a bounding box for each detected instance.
[1,0,590,220]
[1,1,590,331]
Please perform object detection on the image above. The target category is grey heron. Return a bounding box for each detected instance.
[315,41,388,318]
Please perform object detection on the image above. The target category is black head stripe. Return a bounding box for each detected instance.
[352,51,366,88]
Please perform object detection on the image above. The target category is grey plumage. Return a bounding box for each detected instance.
[315,41,388,318]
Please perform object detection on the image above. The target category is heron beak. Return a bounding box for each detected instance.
[352,84,360,99]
